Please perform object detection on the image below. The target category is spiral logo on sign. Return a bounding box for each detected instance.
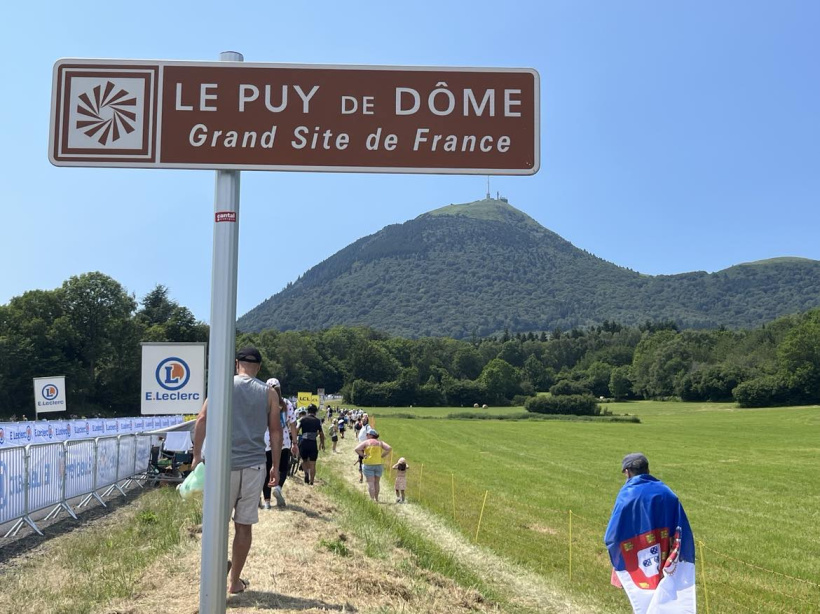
[75,81,138,145]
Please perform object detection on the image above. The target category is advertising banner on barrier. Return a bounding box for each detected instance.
[53,421,72,441]
[90,419,105,438]
[117,417,134,435]
[103,419,119,437]
[95,437,119,489]
[117,437,136,481]
[0,446,27,524]
[65,440,95,499]
[33,375,67,415]
[141,343,206,415]
[0,422,34,448]
[71,419,92,439]
[0,416,183,449]
[32,422,58,445]
[27,443,64,514]
[135,435,152,475]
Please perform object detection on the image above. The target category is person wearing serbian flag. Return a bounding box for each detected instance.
[605,453,697,614]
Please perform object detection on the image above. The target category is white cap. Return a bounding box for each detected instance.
[266,378,281,388]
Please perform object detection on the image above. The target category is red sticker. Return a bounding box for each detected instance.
[215,211,236,223]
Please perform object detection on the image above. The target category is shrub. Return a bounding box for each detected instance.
[443,379,488,407]
[733,374,794,407]
[549,379,591,396]
[525,394,600,415]
[512,394,532,406]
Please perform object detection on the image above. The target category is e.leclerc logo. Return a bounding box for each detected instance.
[146,357,200,403]
[38,383,65,408]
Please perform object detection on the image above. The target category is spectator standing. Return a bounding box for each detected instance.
[354,428,392,502]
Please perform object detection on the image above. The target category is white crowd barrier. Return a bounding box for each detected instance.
[0,415,183,449]
[0,434,157,538]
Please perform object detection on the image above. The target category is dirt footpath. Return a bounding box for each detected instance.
[102,462,495,614]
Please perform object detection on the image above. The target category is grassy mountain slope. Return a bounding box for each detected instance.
[238,199,820,337]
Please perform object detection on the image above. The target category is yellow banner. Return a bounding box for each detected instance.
[297,392,313,407]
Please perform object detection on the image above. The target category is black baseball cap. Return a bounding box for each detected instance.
[236,347,262,363]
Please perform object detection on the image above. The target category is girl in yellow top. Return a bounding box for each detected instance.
[353,428,392,502]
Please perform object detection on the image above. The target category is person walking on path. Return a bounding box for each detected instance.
[357,416,369,443]
[265,378,298,507]
[354,428,392,502]
[604,453,696,614]
[191,346,283,595]
[353,453,363,483]
[298,404,325,485]
[391,457,409,503]
[329,419,339,453]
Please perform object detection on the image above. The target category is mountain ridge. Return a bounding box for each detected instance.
[239,199,820,338]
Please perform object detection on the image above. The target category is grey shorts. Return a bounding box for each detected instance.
[362,464,383,478]
[229,464,266,525]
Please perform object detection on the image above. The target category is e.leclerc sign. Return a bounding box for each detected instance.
[49,59,539,174]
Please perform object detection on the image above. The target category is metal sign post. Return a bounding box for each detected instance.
[199,50,242,614]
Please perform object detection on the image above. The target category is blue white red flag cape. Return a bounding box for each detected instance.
[604,474,696,613]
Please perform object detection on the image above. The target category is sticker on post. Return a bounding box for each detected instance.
[215,211,236,223]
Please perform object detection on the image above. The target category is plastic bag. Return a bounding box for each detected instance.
[177,462,205,499]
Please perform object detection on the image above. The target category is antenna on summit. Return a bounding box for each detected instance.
[486,176,491,199]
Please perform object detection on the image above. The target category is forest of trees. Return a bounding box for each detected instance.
[2,272,820,419]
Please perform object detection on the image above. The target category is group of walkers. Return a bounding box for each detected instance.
[187,344,692,612]
[190,346,411,595]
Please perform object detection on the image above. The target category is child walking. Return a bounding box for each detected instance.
[353,454,363,483]
[392,457,409,503]
[329,420,339,452]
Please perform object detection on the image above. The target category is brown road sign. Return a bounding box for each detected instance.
[49,59,540,174]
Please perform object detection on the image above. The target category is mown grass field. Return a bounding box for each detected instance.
[366,401,820,613]
[366,406,523,418]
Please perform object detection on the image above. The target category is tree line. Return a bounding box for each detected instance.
[2,272,819,418]
[0,273,207,418]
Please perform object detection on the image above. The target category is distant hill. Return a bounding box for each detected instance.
[238,199,820,338]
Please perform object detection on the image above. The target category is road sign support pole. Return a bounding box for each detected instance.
[199,50,243,614]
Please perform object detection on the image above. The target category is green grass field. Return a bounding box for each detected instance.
[364,401,820,613]
[366,406,524,418]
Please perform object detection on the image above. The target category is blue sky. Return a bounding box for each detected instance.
[2,1,818,323]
